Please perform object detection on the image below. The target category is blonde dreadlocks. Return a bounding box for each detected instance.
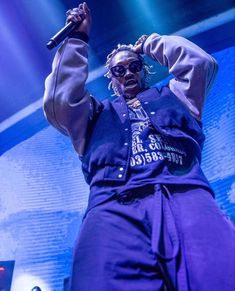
[104,44,154,96]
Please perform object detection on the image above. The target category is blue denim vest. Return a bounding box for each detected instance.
[81,87,205,186]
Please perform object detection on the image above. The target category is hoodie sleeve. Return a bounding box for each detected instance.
[43,38,101,155]
[143,33,218,120]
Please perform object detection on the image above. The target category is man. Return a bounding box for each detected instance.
[43,2,235,291]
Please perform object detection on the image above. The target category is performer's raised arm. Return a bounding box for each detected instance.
[133,33,218,119]
[43,2,97,155]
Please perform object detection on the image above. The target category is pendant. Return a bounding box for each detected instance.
[127,99,141,109]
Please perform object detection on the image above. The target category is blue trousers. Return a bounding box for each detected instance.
[70,185,235,290]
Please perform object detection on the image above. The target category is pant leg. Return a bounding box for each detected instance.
[169,186,235,291]
[70,185,235,291]
[69,191,165,291]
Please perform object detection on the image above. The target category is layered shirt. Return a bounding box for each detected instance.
[43,33,218,203]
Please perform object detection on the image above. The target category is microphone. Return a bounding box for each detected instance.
[46,17,84,50]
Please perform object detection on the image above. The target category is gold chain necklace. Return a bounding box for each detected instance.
[127,98,141,109]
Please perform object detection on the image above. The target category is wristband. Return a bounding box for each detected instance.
[68,31,89,43]
[140,35,149,54]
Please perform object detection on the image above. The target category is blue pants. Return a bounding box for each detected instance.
[70,185,235,290]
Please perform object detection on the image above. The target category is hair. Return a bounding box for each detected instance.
[104,44,155,96]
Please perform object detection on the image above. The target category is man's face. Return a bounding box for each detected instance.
[110,50,145,99]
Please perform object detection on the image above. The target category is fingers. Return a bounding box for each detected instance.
[135,35,148,46]
[66,13,83,24]
[66,7,83,24]
[66,8,82,16]
[82,2,91,22]
[132,35,148,53]
[83,2,90,17]
[83,2,90,14]
[66,2,90,23]
[65,2,92,35]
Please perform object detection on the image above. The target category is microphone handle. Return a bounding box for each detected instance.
[46,21,81,50]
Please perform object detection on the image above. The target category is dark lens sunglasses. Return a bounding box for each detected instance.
[110,60,143,78]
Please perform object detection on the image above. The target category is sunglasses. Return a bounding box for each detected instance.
[110,60,143,78]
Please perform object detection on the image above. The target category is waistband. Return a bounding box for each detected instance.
[114,183,213,204]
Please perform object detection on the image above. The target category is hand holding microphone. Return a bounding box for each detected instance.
[46,2,92,50]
